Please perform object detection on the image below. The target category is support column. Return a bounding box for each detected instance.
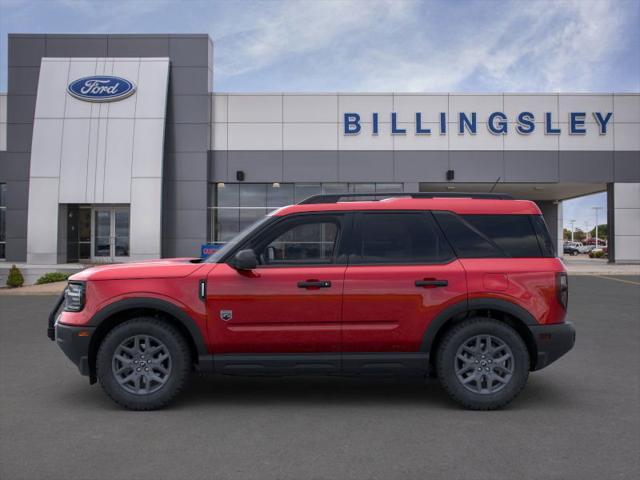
[609,183,640,264]
[535,200,563,257]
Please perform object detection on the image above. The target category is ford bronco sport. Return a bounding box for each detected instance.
[49,193,575,410]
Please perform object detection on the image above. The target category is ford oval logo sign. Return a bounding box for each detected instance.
[67,76,136,102]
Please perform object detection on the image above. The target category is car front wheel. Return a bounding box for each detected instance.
[96,318,191,410]
[436,318,529,410]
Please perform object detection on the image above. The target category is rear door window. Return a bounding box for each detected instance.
[352,212,454,264]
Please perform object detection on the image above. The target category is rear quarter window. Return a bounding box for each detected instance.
[434,212,551,258]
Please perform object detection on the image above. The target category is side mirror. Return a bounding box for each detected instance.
[233,249,258,270]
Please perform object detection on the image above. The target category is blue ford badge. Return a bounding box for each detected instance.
[67,76,136,102]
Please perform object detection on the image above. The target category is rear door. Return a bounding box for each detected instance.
[341,212,467,359]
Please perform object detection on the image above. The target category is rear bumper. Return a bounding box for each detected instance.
[55,322,95,376]
[530,321,575,371]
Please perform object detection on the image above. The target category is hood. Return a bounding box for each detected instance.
[70,258,206,281]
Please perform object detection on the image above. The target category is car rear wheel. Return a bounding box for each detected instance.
[436,318,529,410]
[96,318,191,410]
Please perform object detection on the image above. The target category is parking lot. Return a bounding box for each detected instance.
[1,275,638,480]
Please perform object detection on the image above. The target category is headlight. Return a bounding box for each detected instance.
[64,282,85,312]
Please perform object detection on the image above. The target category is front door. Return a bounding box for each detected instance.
[206,213,348,354]
[341,212,467,355]
[92,206,130,262]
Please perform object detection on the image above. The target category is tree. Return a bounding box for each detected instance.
[589,224,607,239]
[6,264,24,288]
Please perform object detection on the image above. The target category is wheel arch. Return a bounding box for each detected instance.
[87,298,208,384]
[421,298,538,371]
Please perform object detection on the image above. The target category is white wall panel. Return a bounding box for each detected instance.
[130,178,162,258]
[228,95,282,123]
[65,60,97,118]
[615,208,640,236]
[135,60,170,119]
[613,94,640,123]
[26,177,60,264]
[0,94,7,122]
[132,119,165,177]
[58,119,91,203]
[448,124,504,150]
[103,119,134,203]
[338,122,393,150]
[339,95,393,122]
[504,94,558,121]
[283,95,338,123]
[228,123,283,150]
[559,123,614,150]
[393,123,448,150]
[35,59,70,118]
[212,94,228,123]
[105,60,139,118]
[614,123,640,150]
[283,123,338,150]
[393,95,448,123]
[504,128,560,150]
[450,95,502,120]
[558,95,613,123]
[211,123,227,150]
[30,119,64,177]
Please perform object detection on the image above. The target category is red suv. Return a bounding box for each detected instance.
[49,193,575,411]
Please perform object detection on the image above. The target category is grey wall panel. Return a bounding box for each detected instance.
[5,237,26,262]
[107,35,170,57]
[559,151,614,183]
[338,151,394,182]
[209,151,228,182]
[6,95,36,124]
[394,151,449,182]
[283,151,338,182]
[45,35,108,57]
[163,180,208,211]
[6,208,28,238]
[5,180,29,209]
[169,36,211,67]
[535,200,560,253]
[614,151,640,182]
[7,67,40,95]
[8,35,45,67]
[165,123,210,153]
[6,124,33,153]
[166,152,209,181]
[0,153,30,181]
[504,151,559,182]
[228,151,284,182]
[163,237,205,258]
[449,151,504,183]
[163,208,208,239]
[169,67,210,95]
[167,95,210,124]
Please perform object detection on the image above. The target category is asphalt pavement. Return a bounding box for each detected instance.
[1,276,638,480]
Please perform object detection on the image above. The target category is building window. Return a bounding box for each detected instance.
[0,183,6,259]
[208,182,403,243]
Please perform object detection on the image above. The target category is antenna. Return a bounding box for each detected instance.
[489,177,501,193]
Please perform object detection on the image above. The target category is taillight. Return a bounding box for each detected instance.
[556,272,568,310]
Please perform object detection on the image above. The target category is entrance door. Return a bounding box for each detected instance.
[92,206,130,261]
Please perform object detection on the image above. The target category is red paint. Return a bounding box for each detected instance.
[61,197,567,357]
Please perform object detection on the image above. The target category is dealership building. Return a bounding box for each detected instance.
[0,33,638,265]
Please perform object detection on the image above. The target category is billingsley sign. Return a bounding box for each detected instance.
[67,76,136,102]
[343,111,613,135]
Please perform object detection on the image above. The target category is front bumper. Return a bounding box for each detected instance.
[54,322,95,376]
[530,321,576,371]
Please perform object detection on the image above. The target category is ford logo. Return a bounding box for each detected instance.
[67,76,136,102]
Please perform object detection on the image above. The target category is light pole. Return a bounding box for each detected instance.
[592,206,603,248]
[570,219,576,242]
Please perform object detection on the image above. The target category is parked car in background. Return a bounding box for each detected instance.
[563,242,581,256]
[578,244,595,254]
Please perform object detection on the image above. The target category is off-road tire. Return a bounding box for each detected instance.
[436,317,529,410]
[96,317,191,411]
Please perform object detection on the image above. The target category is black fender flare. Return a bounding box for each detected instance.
[88,297,208,356]
[419,297,537,353]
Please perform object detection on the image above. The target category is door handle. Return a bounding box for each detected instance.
[415,279,448,288]
[297,280,332,289]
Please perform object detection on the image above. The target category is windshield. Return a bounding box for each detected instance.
[205,215,272,263]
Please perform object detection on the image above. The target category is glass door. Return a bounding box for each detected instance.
[92,206,130,262]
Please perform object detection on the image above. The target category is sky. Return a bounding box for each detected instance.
[1,0,638,227]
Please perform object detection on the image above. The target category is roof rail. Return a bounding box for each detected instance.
[298,192,514,204]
